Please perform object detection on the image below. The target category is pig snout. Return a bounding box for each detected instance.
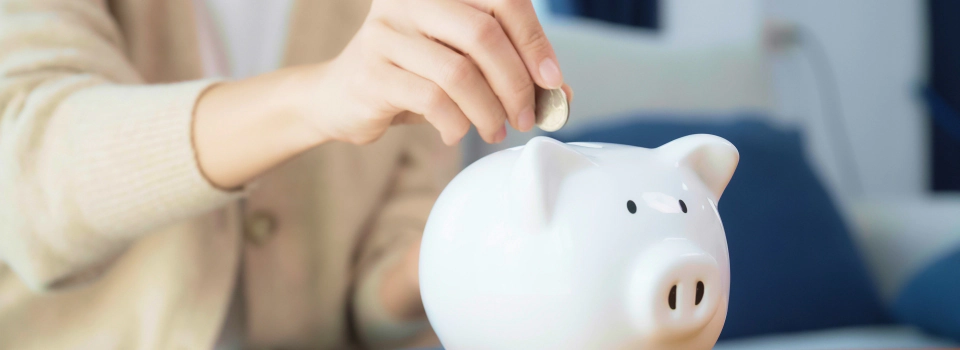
[626,240,722,339]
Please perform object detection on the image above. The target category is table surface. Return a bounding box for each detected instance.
[413,325,959,350]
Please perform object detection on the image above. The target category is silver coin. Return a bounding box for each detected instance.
[534,87,569,132]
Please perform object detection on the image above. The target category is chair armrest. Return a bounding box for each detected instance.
[849,195,960,301]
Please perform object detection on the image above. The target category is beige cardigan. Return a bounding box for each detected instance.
[0,0,459,348]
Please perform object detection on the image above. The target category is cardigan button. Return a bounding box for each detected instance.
[244,211,276,245]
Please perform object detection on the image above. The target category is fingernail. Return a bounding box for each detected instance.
[494,125,507,143]
[538,58,563,89]
[518,105,535,132]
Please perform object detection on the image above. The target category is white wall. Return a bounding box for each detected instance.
[764,0,927,198]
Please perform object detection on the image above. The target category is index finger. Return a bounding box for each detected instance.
[461,0,564,89]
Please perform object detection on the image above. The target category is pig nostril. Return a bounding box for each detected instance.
[668,285,677,310]
[695,281,705,305]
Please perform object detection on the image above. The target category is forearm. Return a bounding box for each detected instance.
[193,64,329,189]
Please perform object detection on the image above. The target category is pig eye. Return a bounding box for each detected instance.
[679,199,688,213]
[627,200,637,214]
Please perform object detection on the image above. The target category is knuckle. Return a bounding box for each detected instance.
[508,76,535,100]
[519,26,550,52]
[421,85,448,113]
[468,15,504,46]
[439,56,477,86]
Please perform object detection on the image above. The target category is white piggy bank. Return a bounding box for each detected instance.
[419,135,739,350]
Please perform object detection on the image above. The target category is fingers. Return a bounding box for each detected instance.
[399,0,537,133]
[376,64,472,145]
[561,83,573,103]
[392,111,428,125]
[461,0,563,89]
[373,21,510,142]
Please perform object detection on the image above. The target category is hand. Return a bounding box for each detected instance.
[300,0,570,145]
[193,0,572,188]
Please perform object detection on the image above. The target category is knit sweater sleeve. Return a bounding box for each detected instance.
[0,0,240,291]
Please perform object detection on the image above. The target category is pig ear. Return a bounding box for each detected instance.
[657,134,739,200]
[508,137,596,232]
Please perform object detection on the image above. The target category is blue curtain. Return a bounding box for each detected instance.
[927,0,960,191]
[548,0,659,29]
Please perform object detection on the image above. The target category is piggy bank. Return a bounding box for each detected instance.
[419,135,739,350]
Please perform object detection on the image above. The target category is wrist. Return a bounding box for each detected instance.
[272,62,348,148]
[270,64,335,146]
[192,66,327,188]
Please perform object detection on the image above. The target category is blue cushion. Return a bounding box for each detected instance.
[894,246,960,342]
[550,116,890,339]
